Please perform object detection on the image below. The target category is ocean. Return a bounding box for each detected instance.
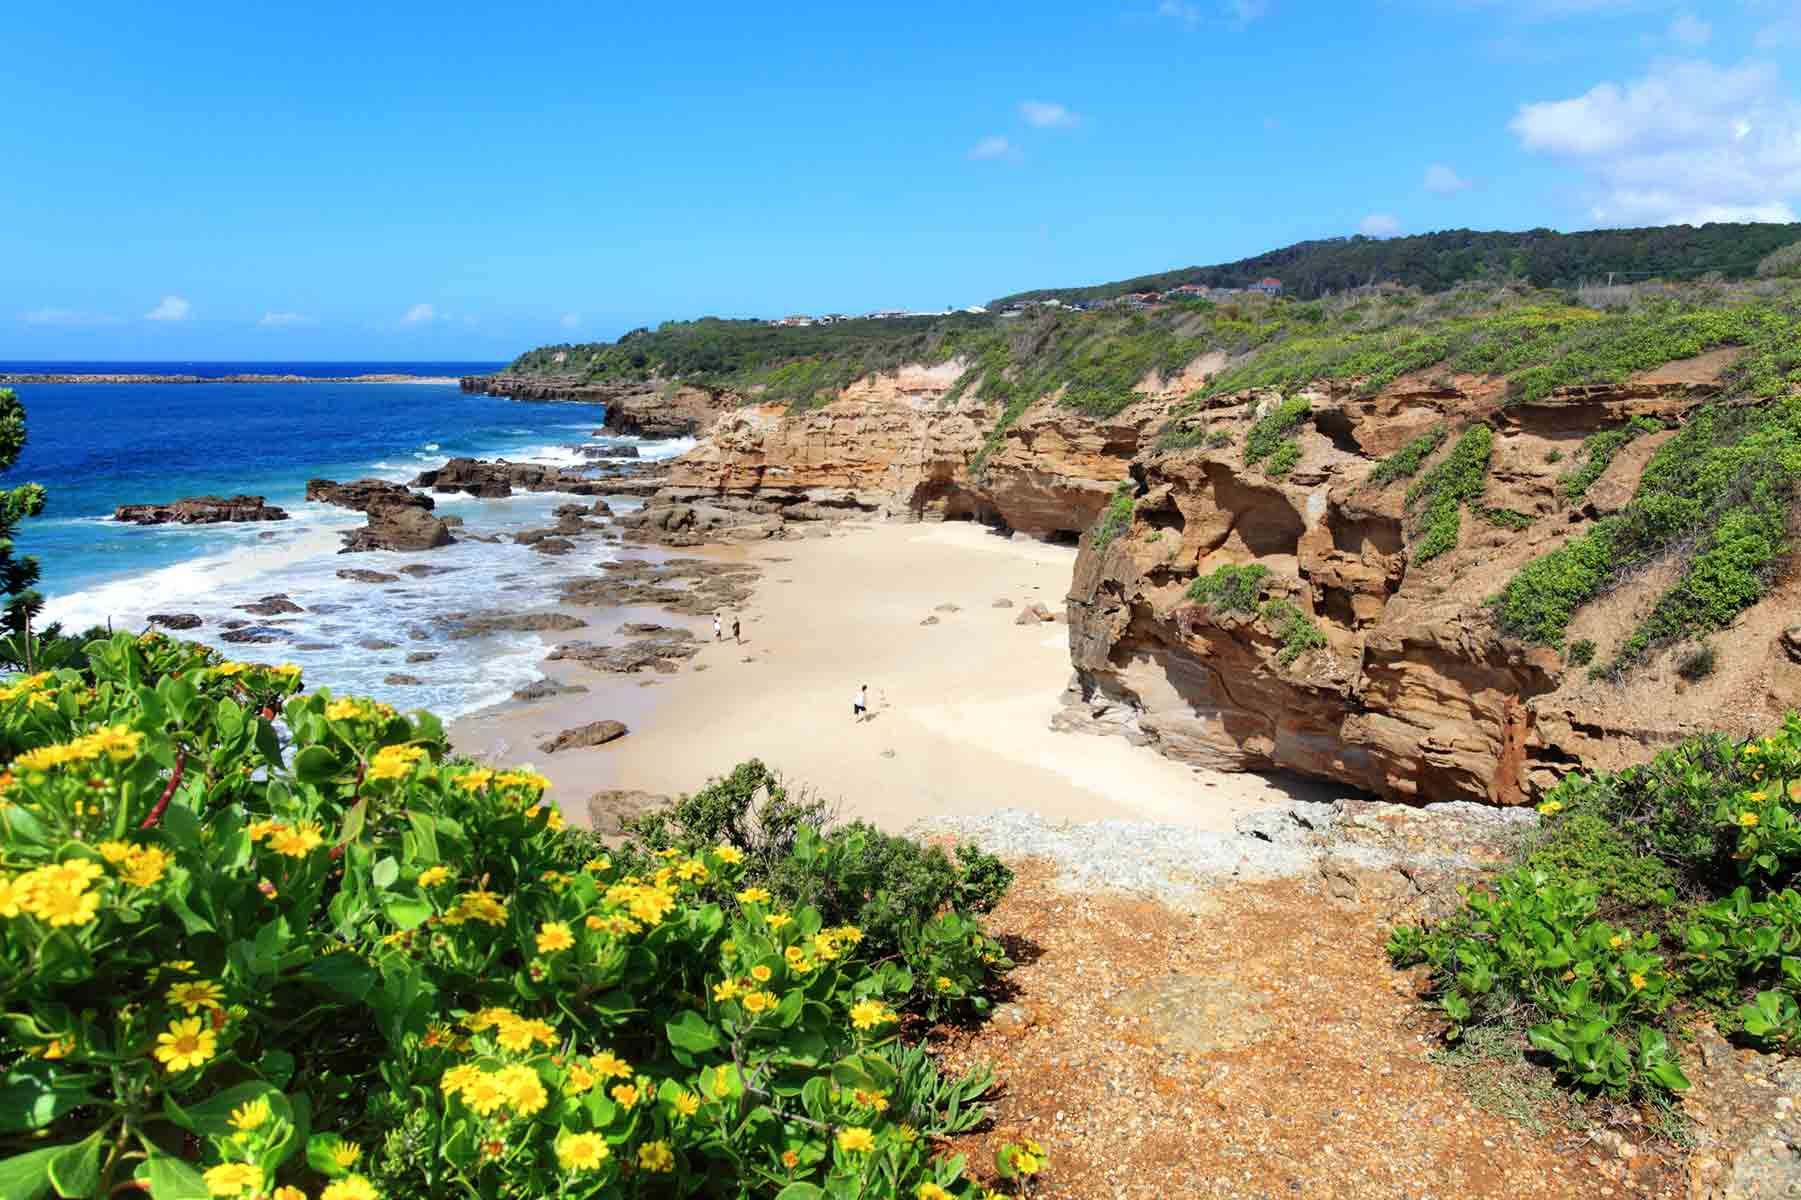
[5,362,695,717]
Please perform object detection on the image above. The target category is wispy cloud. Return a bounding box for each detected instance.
[258,311,310,328]
[145,295,191,322]
[1018,100,1081,129]
[560,312,581,330]
[1668,12,1710,46]
[402,303,437,325]
[1510,58,1801,225]
[1423,163,1472,193]
[1359,213,1403,237]
[967,135,1020,162]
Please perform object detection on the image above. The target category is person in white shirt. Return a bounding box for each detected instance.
[853,684,868,721]
[713,613,722,641]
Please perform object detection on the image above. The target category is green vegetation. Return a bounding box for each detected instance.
[1480,506,1534,530]
[1185,563,1270,613]
[1260,599,1329,667]
[1676,644,1718,682]
[1367,426,1447,488]
[1405,425,1493,563]
[0,638,1023,1200]
[1242,395,1311,468]
[1391,715,1801,1099]
[1495,396,1801,659]
[1090,484,1135,552]
[1559,415,1663,500]
[994,223,1801,306]
[1264,440,1301,479]
[1567,639,1596,668]
[0,389,46,667]
[1759,241,1801,279]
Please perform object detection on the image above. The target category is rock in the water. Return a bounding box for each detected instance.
[405,651,439,663]
[538,719,628,754]
[511,677,591,702]
[236,594,304,616]
[546,630,699,673]
[336,568,399,584]
[398,563,459,578]
[358,638,400,651]
[530,537,576,556]
[147,613,203,630]
[306,478,433,513]
[114,495,288,524]
[339,501,454,553]
[412,457,608,498]
[221,627,283,644]
[383,673,425,686]
[451,612,586,639]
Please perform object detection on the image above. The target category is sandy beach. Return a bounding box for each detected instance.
[451,521,1344,834]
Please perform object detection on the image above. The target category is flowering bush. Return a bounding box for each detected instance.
[1390,713,1801,1098]
[0,632,1021,1199]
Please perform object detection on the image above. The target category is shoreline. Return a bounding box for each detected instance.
[450,521,1349,835]
[0,372,461,385]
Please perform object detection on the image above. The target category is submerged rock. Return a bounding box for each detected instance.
[114,495,288,524]
[147,613,203,630]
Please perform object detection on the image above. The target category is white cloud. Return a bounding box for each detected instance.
[1359,213,1403,237]
[967,136,1019,162]
[1156,0,1267,29]
[1668,13,1711,46]
[145,295,191,322]
[258,311,309,328]
[1423,163,1472,193]
[402,303,436,324]
[1510,59,1801,226]
[560,312,580,330]
[1019,100,1080,129]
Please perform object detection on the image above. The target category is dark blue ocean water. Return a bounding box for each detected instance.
[1,362,691,716]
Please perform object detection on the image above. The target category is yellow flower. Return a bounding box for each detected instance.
[454,768,494,791]
[836,1127,876,1153]
[494,1016,556,1053]
[610,1082,640,1109]
[1608,935,1625,950]
[213,661,250,678]
[672,1091,700,1118]
[918,1186,954,1200]
[536,921,575,954]
[583,854,612,873]
[84,725,145,761]
[119,846,169,888]
[274,1188,308,1200]
[203,1162,263,1196]
[98,841,134,864]
[751,964,773,982]
[266,822,325,858]
[712,979,741,1002]
[319,1176,379,1200]
[713,845,744,865]
[497,1065,548,1116]
[831,925,863,945]
[154,1017,218,1072]
[1013,1150,1043,1174]
[556,1131,609,1171]
[936,975,955,992]
[444,890,507,926]
[461,1074,508,1116]
[26,882,100,928]
[735,886,771,904]
[1536,799,1563,816]
[849,999,894,1031]
[589,1050,632,1079]
[638,1140,675,1172]
[493,769,550,793]
[228,1097,270,1132]
[440,1064,482,1096]
[741,991,776,1014]
[587,913,640,935]
[782,1149,800,1169]
[1629,971,1648,991]
[1751,790,1769,803]
[40,859,104,890]
[464,1006,516,1033]
[765,912,792,931]
[417,866,451,888]
[328,1141,362,1170]
[0,874,22,918]
[565,1063,596,1094]
[1741,811,1761,828]
[524,803,566,831]
[324,699,365,721]
[368,744,427,782]
[41,1037,73,1060]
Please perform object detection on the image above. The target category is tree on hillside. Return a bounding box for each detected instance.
[0,389,49,667]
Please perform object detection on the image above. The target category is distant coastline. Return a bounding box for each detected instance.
[0,372,459,385]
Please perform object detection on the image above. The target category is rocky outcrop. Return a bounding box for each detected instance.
[114,496,288,524]
[412,457,608,498]
[459,375,728,438]
[538,719,628,754]
[1059,367,1793,806]
[307,478,434,513]
[338,503,455,553]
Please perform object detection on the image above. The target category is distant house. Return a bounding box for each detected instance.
[778,315,814,327]
[1249,277,1284,297]
[1167,283,1209,298]
[818,313,851,324]
[1124,290,1163,308]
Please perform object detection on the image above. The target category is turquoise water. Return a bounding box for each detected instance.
[5,364,691,716]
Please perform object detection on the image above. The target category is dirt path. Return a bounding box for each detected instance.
[935,863,1680,1200]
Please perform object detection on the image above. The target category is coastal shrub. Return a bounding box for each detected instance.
[1391,714,1801,1098]
[1243,395,1310,468]
[1263,440,1301,480]
[1558,415,1662,501]
[1089,484,1135,552]
[0,633,1019,1200]
[1185,563,1269,614]
[0,389,48,667]
[618,762,1014,1021]
[1566,639,1596,667]
[1757,241,1801,279]
[1480,506,1534,530]
[1405,425,1493,563]
[1260,600,1328,668]
[1676,644,1718,682]
[1366,426,1447,489]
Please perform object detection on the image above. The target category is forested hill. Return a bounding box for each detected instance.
[991,223,1801,305]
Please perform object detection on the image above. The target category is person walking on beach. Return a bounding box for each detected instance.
[732,615,741,644]
[853,683,868,722]
[713,613,722,641]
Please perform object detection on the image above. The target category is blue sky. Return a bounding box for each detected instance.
[4,0,1799,360]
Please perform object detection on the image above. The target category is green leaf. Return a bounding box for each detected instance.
[371,856,400,890]
[380,894,432,930]
[338,798,368,846]
[298,953,377,1002]
[666,1010,721,1055]
[0,1145,59,1200]
[164,1081,287,1136]
[47,1129,102,1198]
[292,744,341,783]
[0,1062,98,1133]
[775,1185,825,1200]
[145,1152,210,1200]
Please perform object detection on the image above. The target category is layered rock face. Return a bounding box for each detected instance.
[662,362,1176,539]
[114,496,289,524]
[1059,366,1801,805]
[460,375,727,438]
[412,457,610,498]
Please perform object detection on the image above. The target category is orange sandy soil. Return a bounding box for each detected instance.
[929,862,1682,1200]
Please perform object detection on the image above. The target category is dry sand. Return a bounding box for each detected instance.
[451,522,1340,833]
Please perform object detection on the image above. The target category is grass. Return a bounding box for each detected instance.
[1090,484,1135,551]
[1186,563,1269,613]
[1405,425,1493,563]
[1495,396,1801,660]
[1480,506,1535,530]
[1261,599,1329,667]
[1425,1019,1587,1137]
[1675,644,1718,682]
[1264,440,1301,479]
[1243,395,1310,467]
[1559,416,1663,500]
[1567,639,1596,667]
[1367,426,1448,489]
